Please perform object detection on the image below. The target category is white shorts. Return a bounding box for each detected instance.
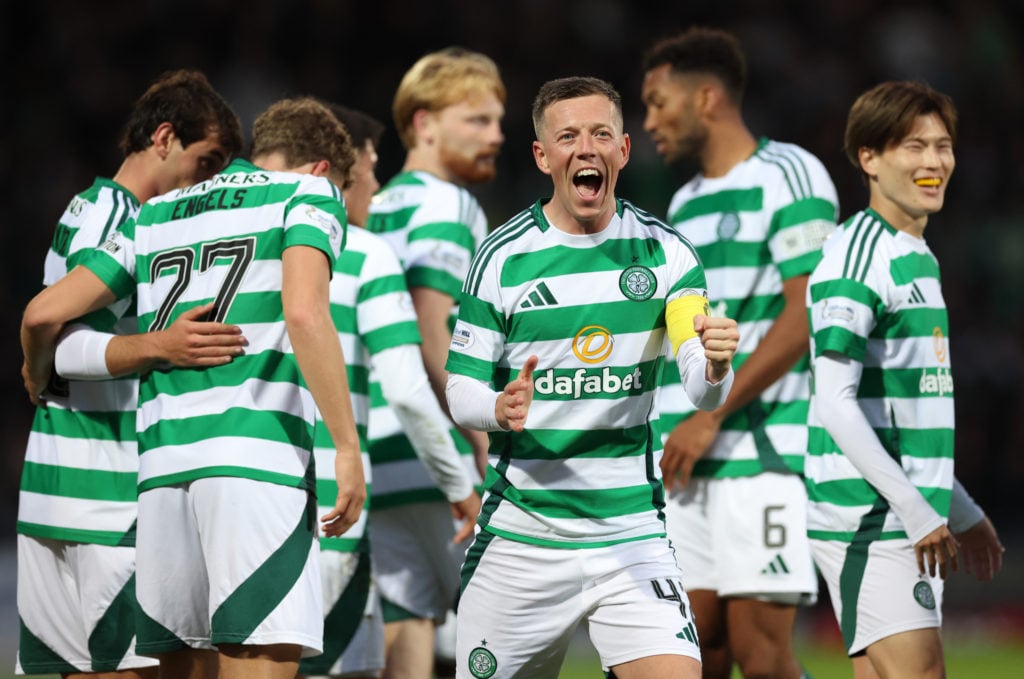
[135,478,323,657]
[369,502,467,622]
[455,533,700,678]
[811,538,944,655]
[299,549,384,677]
[16,535,158,674]
[667,473,817,604]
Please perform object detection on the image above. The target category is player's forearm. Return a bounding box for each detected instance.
[290,309,360,455]
[948,476,985,533]
[374,345,474,502]
[814,352,943,543]
[446,372,503,431]
[677,336,733,410]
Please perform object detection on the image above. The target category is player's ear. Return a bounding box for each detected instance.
[858,147,878,178]
[309,159,331,177]
[532,140,551,175]
[151,122,176,160]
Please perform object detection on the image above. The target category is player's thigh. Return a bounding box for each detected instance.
[299,549,383,677]
[370,502,461,621]
[709,473,817,603]
[17,535,157,673]
[456,533,580,679]
[864,628,945,679]
[664,478,717,591]
[193,477,323,656]
[811,538,943,656]
[136,485,212,653]
[586,538,701,672]
[609,653,701,679]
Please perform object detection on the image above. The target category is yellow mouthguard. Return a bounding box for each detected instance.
[915,178,941,186]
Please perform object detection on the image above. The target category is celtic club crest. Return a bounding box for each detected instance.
[619,265,657,301]
[468,646,497,678]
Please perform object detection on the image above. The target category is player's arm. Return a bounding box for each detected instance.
[447,356,538,434]
[411,285,490,470]
[372,343,481,541]
[949,476,1004,581]
[662,294,738,488]
[282,245,365,537]
[21,266,117,403]
[814,351,958,578]
[54,302,246,380]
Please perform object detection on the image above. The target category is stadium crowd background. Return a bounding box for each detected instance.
[1,0,1022,642]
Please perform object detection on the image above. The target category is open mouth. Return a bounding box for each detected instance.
[573,168,603,199]
[914,177,942,187]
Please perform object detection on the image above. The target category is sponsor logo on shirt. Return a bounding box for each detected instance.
[572,325,613,364]
[450,321,473,350]
[99,233,123,254]
[534,366,643,399]
[933,327,947,363]
[919,367,953,396]
[822,300,855,324]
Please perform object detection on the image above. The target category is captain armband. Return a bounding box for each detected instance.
[666,294,711,356]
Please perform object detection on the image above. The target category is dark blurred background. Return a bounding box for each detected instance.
[1,0,1022,641]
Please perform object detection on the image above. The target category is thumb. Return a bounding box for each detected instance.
[693,314,707,333]
[520,355,539,383]
[178,301,216,321]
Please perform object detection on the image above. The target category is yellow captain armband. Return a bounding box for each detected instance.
[666,294,711,356]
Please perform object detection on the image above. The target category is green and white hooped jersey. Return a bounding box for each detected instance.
[806,208,954,542]
[446,199,708,548]
[84,158,346,492]
[314,226,422,552]
[19,178,141,546]
[365,170,485,508]
[658,138,838,478]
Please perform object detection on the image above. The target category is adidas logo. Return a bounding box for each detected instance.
[760,554,791,575]
[908,282,926,304]
[520,281,558,309]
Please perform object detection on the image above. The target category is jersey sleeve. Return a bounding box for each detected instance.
[404,190,482,299]
[82,222,138,302]
[808,263,884,362]
[445,250,506,384]
[766,150,839,280]
[665,230,709,303]
[283,177,347,267]
[356,236,422,355]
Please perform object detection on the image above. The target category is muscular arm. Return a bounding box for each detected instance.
[21,266,117,403]
[709,274,810,421]
[283,245,365,537]
[55,302,246,379]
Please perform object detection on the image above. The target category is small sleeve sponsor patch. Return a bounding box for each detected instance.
[821,299,855,324]
[450,321,473,351]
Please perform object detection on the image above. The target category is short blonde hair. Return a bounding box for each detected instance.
[392,47,506,150]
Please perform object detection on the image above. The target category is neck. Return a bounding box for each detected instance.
[700,120,757,179]
[542,200,615,236]
[870,199,928,239]
[403,148,456,185]
[111,153,154,203]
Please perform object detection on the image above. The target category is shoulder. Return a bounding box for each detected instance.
[815,210,893,282]
[754,139,837,197]
[621,200,694,250]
